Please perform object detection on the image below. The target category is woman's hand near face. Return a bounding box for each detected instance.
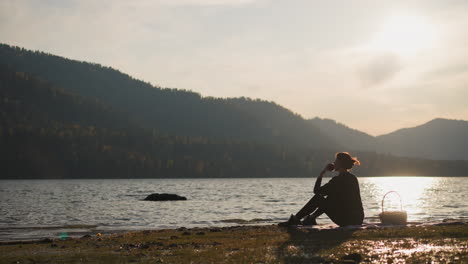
[320,163,334,176]
[316,163,332,192]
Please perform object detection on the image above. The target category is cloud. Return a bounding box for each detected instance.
[426,64,468,78]
[358,52,402,88]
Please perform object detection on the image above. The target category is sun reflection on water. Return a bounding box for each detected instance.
[364,177,440,222]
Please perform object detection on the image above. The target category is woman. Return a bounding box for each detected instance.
[280,152,364,227]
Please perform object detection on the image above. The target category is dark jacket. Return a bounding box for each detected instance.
[316,172,364,225]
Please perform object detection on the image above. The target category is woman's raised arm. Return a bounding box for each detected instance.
[314,163,334,193]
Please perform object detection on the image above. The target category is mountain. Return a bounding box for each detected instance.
[308,118,377,151]
[1,43,468,179]
[5,43,466,161]
[0,65,332,179]
[376,118,468,160]
[309,117,468,160]
[0,65,139,132]
[0,43,335,150]
[0,65,152,178]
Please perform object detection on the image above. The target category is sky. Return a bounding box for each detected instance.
[1,0,467,136]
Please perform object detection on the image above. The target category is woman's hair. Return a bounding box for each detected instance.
[336,152,361,170]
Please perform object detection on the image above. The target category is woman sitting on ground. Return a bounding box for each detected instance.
[280,152,364,227]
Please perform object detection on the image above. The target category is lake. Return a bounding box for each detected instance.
[1,177,467,241]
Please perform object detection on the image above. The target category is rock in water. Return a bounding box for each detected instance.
[144,193,187,201]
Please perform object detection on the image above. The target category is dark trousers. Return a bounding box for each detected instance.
[295,194,363,227]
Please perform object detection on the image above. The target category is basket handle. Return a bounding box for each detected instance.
[381,191,403,213]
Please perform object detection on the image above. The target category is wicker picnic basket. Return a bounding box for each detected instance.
[379,191,407,225]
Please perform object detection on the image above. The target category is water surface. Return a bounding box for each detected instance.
[1,177,466,241]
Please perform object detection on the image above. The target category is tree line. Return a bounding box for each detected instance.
[1,66,467,179]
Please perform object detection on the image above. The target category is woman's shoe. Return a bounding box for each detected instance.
[302,215,318,225]
[278,214,301,226]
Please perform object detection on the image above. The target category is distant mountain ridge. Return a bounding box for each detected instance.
[1,43,467,161]
[2,65,341,179]
[307,118,377,151]
[376,118,468,160]
[2,66,467,179]
[309,117,468,160]
[0,43,335,150]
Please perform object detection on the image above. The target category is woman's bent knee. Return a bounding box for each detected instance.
[311,194,326,203]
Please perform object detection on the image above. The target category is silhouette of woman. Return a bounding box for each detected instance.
[280,152,364,227]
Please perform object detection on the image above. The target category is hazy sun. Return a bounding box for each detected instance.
[370,15,436,55]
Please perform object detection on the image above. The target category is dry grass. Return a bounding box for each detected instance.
[0,224,466,263]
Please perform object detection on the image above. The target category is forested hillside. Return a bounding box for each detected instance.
[308,118,377,152]
[0,66,321,178]
[1,43,468,179]
[0,44,335,149]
